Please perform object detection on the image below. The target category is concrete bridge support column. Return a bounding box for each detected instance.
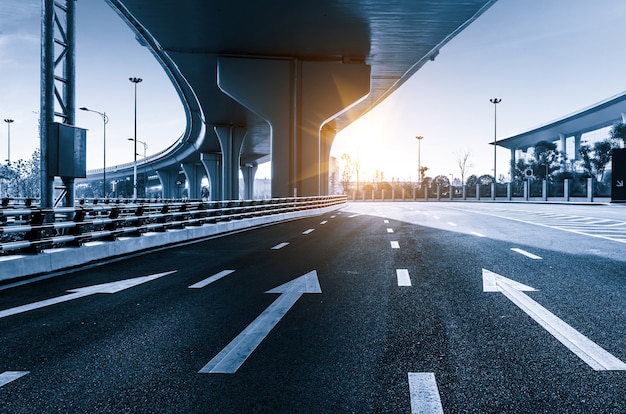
[217,56,370,197]
[201,153,221,201]
[181,163,205,200]
[241,163,258,200]
[214,126,247,200]
[157,167,182,199]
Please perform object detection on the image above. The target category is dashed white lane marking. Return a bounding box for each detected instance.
[408,372,444,414]
[391,241,400,249]
[330,215,336,219]
[189,270,235,289]
[348,214,360,218]
[320,220,328,225]
[302,229,315,235]
[272,242,290,250]
[447,222,457,226]
[471,232,486,237]
[0,371,29,388]
[396,269,411,286]
[387,228,394,233]
[511,248,542,260]
[384,220,389,223]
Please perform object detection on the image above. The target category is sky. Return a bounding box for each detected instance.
[2,0,626,183]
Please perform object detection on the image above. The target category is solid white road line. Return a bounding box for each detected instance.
[271,242,290,250]
[396,269,411,286]
[189,270,236,289]
[511,248,542,259]
[0,371,29,388]
[387,228,394,233]
[391,241,400,249]
[302,229,315,235]
[408,372,444,414]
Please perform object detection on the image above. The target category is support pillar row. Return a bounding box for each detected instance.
[217,57,370,197]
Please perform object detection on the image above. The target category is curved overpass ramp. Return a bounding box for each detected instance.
[96,0,497,199]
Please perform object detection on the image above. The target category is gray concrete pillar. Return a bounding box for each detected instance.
[181,162,205,200]
[240,163,258,200]
[214,126,247,200]
[201,153,221,201]
[216,56,370,197]
[157,167,182,199]
[559,133,567,171]
[574,134,582,161]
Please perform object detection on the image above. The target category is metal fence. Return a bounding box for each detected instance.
[0,195,346,255]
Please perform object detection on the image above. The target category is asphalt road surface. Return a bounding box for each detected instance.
[1,202,625,413]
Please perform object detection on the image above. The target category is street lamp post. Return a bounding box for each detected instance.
[489,98,502,183]
[4,119,14,163]
[80,107,108,197]
[128,138,147,197]
[416,135,423,184]
[129,77,143,199]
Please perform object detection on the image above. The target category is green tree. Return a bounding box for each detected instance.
[609,122,626,147]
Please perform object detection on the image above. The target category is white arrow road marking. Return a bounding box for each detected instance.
[408,372,444,414]
[0,271,177,319]
[0,371,29,388]
[271,242,289,250]
[511,248,542,260]
[397,269,411,286]
[199,270,322,374]
[189,270,235,289]
[483,269,626,370]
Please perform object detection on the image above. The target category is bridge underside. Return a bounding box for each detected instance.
[96,0,497,199]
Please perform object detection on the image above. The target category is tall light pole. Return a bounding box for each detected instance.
[128,138,147,197]
[80,107,108,197]
[4,119,14,163]
[490,98,501,183]
[416,135,423,184]
[129,77,142,199]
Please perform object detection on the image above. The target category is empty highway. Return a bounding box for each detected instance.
[1,202,625,413]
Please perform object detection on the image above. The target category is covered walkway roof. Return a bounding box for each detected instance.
[497,90,626,151]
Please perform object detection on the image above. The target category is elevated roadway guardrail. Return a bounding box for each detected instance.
[0,195,346,281]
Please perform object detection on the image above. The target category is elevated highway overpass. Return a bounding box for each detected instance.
[85,0,497,200]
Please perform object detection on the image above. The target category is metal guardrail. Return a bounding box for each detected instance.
[0,195,346,255]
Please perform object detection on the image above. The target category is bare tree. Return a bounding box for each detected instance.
[340,153,354,194]
[456,150,472,185]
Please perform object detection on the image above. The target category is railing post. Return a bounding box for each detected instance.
[476,184,480,200]
[542,179,548,201]
[524,180,529,201]
[507,183,512,200]
[587,177,594,202]
[564,179,570,202]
